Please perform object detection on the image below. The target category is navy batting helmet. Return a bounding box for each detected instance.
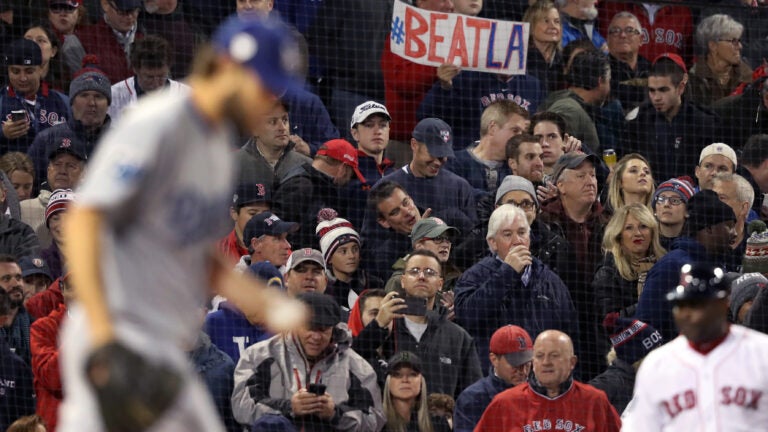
[666,263,729,303]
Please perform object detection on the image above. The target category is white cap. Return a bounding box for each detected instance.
[699,143,737,168]
[350,101,391,128]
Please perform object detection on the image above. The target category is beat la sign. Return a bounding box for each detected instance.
[389,0,529,75]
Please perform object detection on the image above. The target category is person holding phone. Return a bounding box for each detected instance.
[354,250,482,400]
[1,39,70,154]
[232,292,385,431]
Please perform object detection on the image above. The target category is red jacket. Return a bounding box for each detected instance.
[381,37,438,141]
[598,2,694,64]
[31,304,66,431]
[26,279,64,320]
[476,380,621,432]
[217,229,248,265]
[76,20,143,83]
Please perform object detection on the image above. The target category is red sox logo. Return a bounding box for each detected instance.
[60,138,71,148]
[517,336,527,350]
[440,130,450,143]
[255,183,266,197]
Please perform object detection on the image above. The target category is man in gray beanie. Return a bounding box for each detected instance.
[730,273,767,324]
[26,68,112,185]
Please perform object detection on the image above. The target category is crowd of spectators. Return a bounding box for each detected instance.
[2,0,768,430]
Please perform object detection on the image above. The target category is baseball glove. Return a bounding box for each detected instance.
[86,341,183,432]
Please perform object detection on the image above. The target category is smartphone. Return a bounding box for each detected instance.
[10,110,27,122]
[402,295,428,316]
[308,383,327,395]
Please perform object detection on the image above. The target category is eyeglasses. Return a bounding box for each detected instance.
[655,196,684,206]
[503,199,536,210]
[49,4,78,13]
[424,236,451,245]
[608,27,641,36]
[718,38,742,47]
[404,267,440,279]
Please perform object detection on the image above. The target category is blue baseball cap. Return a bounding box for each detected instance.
[212,16,303,97]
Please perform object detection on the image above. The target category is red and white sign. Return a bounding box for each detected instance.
[389,0,529,75]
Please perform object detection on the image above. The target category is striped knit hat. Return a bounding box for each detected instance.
[743,220,768,274]
[652,177,695,209]
[316,208,360,265]
[45,189,75,227]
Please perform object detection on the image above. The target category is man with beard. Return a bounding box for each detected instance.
[506,134,545,188]
[0,255,34,364]
[557,0,607,52]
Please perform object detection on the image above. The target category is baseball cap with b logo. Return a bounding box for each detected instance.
[317,139,366,183]
[489,325,533,366]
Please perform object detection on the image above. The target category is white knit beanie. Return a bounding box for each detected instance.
[316,208,360,264]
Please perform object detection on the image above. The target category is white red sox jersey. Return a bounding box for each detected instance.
[622,325,768,431]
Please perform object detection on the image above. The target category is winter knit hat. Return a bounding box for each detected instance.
[69,70,112,104]
[604,314,663,364]
[316,208,360,265]
[45,189,75,227]
[729,272,767,321]
[743,220,768,274]
[652,177,695,209]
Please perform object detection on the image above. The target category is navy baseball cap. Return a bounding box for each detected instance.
[212,16,303,97]
[107,0,141,10]
[18,256,52,280]
[4,39,42,66]
[296,292,341,328]
[233,183,271,207]
[412,118,454,158]
[243,212,299,242]
[248,261,284,289]
[666,263,729,303]
[46,128,88,161]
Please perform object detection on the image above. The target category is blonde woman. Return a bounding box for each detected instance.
[523,0,564,91]
[593,203,666,319]
[383,352,450,432]
[605,153,655,215]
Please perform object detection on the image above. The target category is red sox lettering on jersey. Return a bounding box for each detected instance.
[661,386,763,419]
[623,325,768,431]
[522,419,586,432]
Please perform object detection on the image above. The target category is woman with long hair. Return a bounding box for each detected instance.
[24,22,70,91]
[593,203,666,319]
[523,0,564,92]
[383,352,450,432]
[605,153,655,215]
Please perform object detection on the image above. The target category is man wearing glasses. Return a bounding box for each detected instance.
[652,177,695,250]
[76,0,144,83]
[454,204,577,374]
[606,12,650,111]
[353,249,482,399]
[385,217,461,293]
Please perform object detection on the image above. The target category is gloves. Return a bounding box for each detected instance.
[86,341,183,432]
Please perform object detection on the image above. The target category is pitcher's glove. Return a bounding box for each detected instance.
[86,341,183,432]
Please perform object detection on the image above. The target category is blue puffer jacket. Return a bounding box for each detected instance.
[454,373,512,432]
[454,256,578,372]
[634,237,721,342]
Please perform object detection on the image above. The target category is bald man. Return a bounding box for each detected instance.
[476,330,621,432]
